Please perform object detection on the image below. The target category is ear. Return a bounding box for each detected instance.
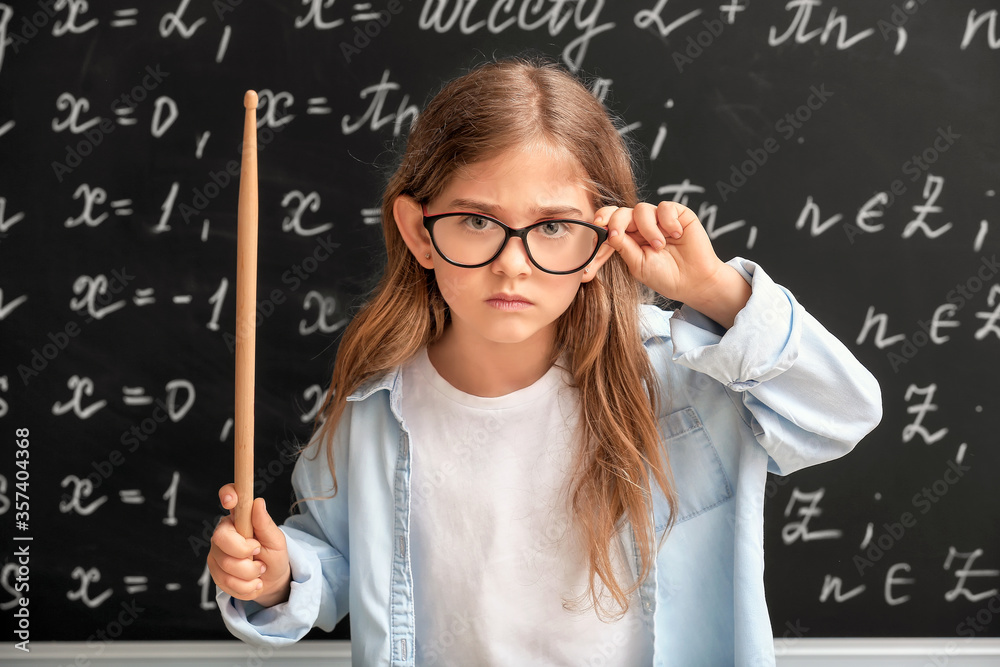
[393,195,434,269]
[580,242,615,283]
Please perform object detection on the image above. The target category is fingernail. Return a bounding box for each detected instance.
[608,229,618,239]
[223,494,233,505]
[653,239,664,249]
[594,215,603,225]
[256,581,263,590]
[671,231,681,239]
[252,547,261,556]
[260,564,267,575]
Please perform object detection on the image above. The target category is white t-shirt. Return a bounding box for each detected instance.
[401,348,653,666]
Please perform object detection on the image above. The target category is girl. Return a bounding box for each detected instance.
[209,58,882,665]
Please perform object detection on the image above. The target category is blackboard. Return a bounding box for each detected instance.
[1,0,998,650]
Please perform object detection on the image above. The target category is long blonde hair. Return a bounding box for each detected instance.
[313,56,677,618]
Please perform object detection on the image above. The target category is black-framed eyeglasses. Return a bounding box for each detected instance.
[421,205,608,275]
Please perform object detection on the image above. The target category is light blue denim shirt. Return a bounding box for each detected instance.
[217,258,883,666]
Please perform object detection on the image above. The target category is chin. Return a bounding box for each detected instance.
[475,320,549,346]
[484,330,540,346]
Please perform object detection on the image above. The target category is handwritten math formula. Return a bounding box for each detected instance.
[0,0,997,643]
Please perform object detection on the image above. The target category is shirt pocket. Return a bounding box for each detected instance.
[653,406,733,532]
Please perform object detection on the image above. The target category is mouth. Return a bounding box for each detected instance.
[486,293,533,311]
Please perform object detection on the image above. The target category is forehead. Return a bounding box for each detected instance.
[441,144,595,214]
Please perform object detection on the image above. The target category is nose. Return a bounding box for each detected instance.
[490,236,533,277]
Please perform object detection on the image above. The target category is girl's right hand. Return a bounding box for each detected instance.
[208,484,292,607]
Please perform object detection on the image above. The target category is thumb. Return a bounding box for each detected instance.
[251,497,286,551]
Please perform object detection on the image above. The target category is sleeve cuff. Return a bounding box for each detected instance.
[216,527,324,646]
[669,257,801,390]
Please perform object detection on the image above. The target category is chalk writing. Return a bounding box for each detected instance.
[298,290,348,335]
[341,69,418,136]
[295,0,345,30]
[782,488,843,545]
[418,0,613,71]
[52,93,101,134]
[67,567,113,608]
[903,384,948,445]
[159,0,206,39]
[961,9,1000,50]
[0,0,995,642]
[282,190,333,236]
[769,1,874,50]
[53,0,98,36]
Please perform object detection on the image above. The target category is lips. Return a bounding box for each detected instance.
[485,292,533,311]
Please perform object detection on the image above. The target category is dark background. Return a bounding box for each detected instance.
[1,0,997,644]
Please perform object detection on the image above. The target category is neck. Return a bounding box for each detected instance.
[427,325,557,397]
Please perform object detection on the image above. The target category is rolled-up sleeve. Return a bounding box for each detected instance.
[217,436,351,646]
[669,257,883,474]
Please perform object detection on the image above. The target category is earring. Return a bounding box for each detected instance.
[424,253,431,259]
[583,267,589,274]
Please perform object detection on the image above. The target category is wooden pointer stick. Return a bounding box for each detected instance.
[234,90,258,539]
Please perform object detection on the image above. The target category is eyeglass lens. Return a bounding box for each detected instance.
[431,214,598,273]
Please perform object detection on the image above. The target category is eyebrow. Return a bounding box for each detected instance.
[445,198,586,220]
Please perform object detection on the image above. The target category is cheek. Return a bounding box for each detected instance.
[434,268,475,306]
[543,277,585,310]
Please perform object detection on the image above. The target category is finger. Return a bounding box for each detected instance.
[218,483,238,511]
[658,201,684,240]
[207,548,262,599]
[633,203,665,249]
[603,207,636,249]
[592,205,620,228]
[251,497,287,553]
[212,515,261,559]
[610,218,648,272]
[214,549,268,582]
[667,201,701,233]
[210,559,264,600]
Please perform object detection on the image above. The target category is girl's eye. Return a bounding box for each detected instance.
[462,215,492,231]
[538,221,570,237]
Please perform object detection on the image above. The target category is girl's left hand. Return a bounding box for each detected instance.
[595,201,726,304]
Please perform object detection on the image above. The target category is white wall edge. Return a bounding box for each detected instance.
[1,638,998,660]
[0,640,351,659]
[775,638,1000,655]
